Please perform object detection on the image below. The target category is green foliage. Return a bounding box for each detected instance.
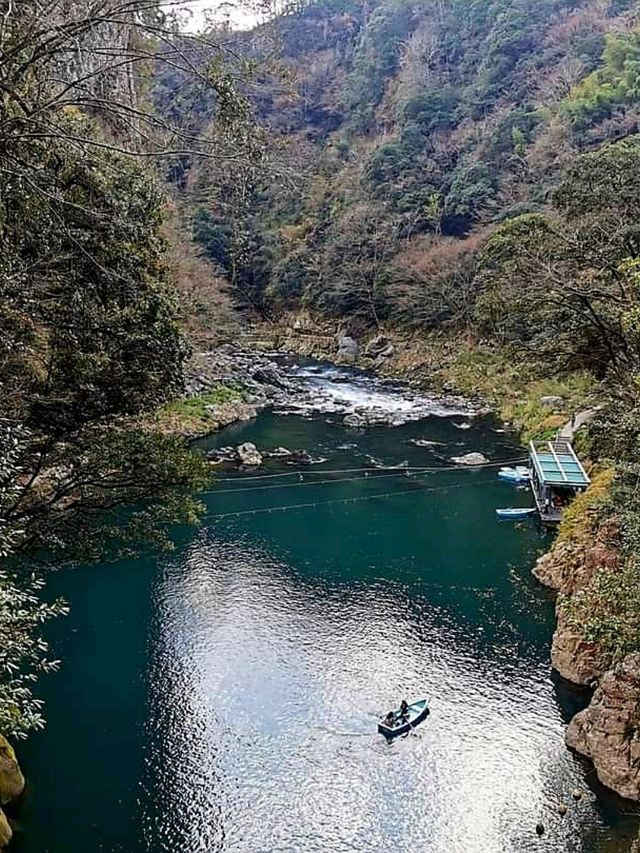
[562,31,640,132]
[347,0,418,129]
[193,209,232,267]
[158,386,245,433]
[564,559,640,662]
[475,141,640,381]
[402,87,460,134]
[444,162,498,225]
[0,571,68,739]
[0,6,230,737]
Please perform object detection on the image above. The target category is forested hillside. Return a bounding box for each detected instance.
[179,0,640,334]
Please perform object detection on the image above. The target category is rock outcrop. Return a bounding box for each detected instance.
[0,809,11,849]
[533,526,619,684]
[0,735,25,849]
[0,736,24,808]
[451,452,488,465]
[540,395,565,412]
[567,654,640,801]
[551,609,611,686]
[236,442,263,468]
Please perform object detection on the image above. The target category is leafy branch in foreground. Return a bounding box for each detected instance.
[0,1,241,738]
[0,572,68,740]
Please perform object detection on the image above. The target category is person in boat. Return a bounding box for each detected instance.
[400,699,409,721]
[384,711,396,728]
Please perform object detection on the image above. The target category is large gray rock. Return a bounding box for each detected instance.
[451,452,489,465]
[236,442,263,467]
[337,335,359,365]
[540,395,565,411]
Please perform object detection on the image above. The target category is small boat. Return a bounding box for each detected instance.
[378,699,429,739]
[498,466,530,485]
[496,507,537,521]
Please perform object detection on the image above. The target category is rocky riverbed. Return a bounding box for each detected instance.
[184,346,481,438]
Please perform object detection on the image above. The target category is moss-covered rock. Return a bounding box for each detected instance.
[0,735,25,805]
[0,808,11,848]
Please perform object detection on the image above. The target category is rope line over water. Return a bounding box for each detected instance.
[207,457,529,492]
[207,477,500,520]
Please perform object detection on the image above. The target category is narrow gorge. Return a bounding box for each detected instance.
[4,0,640,851]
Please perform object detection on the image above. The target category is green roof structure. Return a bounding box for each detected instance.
[528,440,590,488]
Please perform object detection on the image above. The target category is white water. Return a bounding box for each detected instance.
[275,363,476,425]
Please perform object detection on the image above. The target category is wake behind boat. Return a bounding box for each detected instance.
[378,699,429,739]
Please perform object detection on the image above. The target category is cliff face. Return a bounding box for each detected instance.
[566,654,640,801]
[533,524,619,685]
[532,477,640,801]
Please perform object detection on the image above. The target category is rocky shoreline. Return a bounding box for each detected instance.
[534,514,640,802]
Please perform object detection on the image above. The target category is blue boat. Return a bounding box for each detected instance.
[498,466,530,485]
[495,507,537,521]
[378,699,429,738]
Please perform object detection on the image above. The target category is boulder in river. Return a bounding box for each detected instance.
[236,442,263,468]
[206,446,236,465]
[344,413,367,428]
[287,450,327,465]
[265,447,293,458]
[451,452,489,466]
[336,335,359,365]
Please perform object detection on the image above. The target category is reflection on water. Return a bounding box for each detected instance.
[138,538,634,853]
[14,406,640,852]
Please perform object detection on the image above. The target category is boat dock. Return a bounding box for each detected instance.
[528,438,590,523]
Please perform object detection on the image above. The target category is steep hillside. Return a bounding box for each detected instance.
[179,0,639,332]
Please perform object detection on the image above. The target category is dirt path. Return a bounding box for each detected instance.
[559,408,600,441]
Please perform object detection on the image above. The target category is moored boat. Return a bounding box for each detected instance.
[378,699,429,738]
[498,466,530,485]
[495,507,537,521]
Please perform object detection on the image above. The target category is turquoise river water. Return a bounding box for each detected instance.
[11,364,640,852]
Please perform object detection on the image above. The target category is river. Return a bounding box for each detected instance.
[13,363,640,852]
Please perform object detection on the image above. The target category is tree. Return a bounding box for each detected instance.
[475,141,640,385]
[0,1,274,737]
